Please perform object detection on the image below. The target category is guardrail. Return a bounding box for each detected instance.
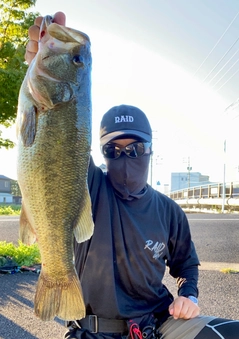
[167,181,239,212]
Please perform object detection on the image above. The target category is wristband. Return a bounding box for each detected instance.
[187,296,198,305]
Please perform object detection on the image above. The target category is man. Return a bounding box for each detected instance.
[25,13,239,339]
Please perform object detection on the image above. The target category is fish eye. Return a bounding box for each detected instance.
[73,55,83,66]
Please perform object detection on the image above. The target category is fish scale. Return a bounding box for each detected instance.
[16,16,94,321]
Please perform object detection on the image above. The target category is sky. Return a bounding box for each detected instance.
[1,0,239,188]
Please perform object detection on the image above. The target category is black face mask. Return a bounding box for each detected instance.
[105,154,151,200]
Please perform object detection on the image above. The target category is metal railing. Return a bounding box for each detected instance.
[167,181,239,211]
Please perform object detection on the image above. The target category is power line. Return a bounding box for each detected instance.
[202,37,239,84]
[212,55,239,89]
[207,44,239,85]
[216,67,239,92]
[193,11,239,77]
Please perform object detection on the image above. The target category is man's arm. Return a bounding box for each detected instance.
[167,206,200,319]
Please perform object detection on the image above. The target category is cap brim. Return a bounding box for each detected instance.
[100,130,151,146]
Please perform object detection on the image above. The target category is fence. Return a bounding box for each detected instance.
[168,181,239,212]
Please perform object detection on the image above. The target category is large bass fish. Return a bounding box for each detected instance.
[16,16,94,321]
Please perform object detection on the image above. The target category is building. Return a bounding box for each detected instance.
[0,175,13,203]
[171,172,210,192]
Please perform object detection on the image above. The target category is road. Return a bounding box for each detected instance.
[164,213,239,321]
[188,213,239,266]
[0,213,239,339]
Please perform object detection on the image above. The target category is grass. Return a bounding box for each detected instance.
[0,205,21,215]
[220,268,239,274]
[0,240,41,267]
[0,205,41,267]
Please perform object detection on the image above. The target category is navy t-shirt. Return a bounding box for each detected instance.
[74,157,199,320]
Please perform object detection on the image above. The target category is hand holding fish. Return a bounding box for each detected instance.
[25,12,66,64]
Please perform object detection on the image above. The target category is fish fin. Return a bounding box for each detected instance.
[20,105,37,147]
[34,269,85,321]
[74,188,94,243]
[19,202,37,245]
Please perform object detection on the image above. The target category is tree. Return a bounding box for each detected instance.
[0,0,40,148]
[11,179,21,196]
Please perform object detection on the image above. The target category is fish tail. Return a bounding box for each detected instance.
[34,270,85,321]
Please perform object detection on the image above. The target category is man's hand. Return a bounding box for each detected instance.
[168,296,200,320]
[25,11,66,65]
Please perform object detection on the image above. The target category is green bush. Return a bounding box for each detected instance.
[0,240,41,266]
[0,205,21,215]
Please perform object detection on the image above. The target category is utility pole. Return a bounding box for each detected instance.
[187,156,192,190]
[222,99,239,213]
[183,156,192,190]
[222,139,226,213]
[150,130,158,187]
[150,151,153,186]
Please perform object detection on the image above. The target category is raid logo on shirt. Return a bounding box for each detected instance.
[144,240,165,259]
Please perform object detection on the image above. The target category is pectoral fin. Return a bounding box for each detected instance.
[19,202,37,245]
[20,105,37,147]
[73,187,94,243]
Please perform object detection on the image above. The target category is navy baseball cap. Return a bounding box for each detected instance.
[100,105,152,146]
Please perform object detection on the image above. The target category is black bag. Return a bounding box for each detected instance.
[0,255,19,273]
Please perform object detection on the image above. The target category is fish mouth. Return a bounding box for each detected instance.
[39,15,53,40]
[39,16,90,48]
[47,23,90,45]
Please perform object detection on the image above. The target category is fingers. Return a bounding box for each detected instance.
[25,25,40,65]
[25,12,66,65]
[53,12,66,26]
[32,12,66,28]
[34,16,44,27]
[25,44,38,64]
[169,297,200,320]
[25,16,42,64]
[29,11,66,42]
[28,24,41,42]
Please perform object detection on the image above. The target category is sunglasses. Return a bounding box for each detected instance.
[102,142,151,159]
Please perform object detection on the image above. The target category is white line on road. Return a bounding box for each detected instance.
[0,218,19,222]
